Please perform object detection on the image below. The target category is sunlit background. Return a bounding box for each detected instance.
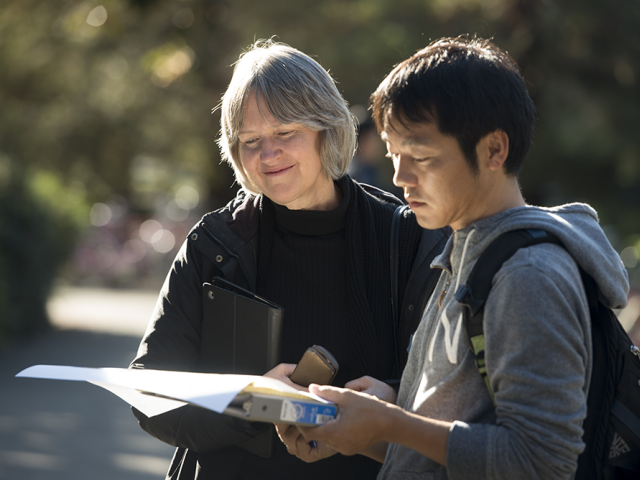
[1,0,640,478]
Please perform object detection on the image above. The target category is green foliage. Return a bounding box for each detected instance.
[0,173,89,348]
[220,0,640,242]
[1,0,640,329]
[0,0,231,213]
[3,0,636,230]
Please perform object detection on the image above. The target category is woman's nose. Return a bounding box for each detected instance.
[260,136,281,162]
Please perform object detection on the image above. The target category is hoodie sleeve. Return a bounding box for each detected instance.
[129,240,268,451]
[446,243,591,480]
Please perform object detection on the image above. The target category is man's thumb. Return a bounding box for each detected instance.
[309,383,342,401]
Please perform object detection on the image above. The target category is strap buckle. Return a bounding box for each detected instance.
[454,284,485,316]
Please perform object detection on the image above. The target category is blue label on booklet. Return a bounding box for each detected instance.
[280,399,337,424]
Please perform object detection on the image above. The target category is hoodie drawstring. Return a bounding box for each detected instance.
[428,229,476,364]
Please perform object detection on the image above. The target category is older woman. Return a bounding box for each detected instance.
[130,40,448,480]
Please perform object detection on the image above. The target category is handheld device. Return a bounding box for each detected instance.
[289,345,339,387]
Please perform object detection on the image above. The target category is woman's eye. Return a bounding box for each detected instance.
[278,130,293,137]
[242,138,258,146]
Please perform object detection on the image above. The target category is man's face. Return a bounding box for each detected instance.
[383,120,489,231]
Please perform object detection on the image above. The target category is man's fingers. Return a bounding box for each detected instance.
[297,424,316,439]
[308,383,347,401]
[278,422,303,456]
[278,422,338,463]
[274,422,290,443]
[294,435,337,463]
[295,386,393,458]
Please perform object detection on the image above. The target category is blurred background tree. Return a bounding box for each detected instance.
[1,0,639,345]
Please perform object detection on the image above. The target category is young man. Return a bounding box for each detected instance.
[283,37,630,479]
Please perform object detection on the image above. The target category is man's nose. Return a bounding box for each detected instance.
[393,156,416,189]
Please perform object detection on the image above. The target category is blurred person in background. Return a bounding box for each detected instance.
[348,117,385,188]
[129,39,449,480]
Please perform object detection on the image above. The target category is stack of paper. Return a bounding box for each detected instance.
[16,365,337,426]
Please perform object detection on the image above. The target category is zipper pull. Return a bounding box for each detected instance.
[438,276,452,309]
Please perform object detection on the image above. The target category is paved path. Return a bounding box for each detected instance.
[4,286,638,480]
[0,287,175,480]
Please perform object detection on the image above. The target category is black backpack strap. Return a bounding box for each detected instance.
[455,228,640,477]
[454,229,563,404]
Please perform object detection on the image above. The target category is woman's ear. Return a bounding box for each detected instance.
[478,130,509,172]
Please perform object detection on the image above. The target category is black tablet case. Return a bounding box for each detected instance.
[200,277,284,375]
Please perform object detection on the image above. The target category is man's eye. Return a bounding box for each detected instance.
[242,138,258,145]
[278,131,293,137]
[385,152,429,162]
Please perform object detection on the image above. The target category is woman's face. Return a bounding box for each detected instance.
[237,93,339,211]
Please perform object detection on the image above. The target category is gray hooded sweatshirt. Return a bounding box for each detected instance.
[378,203,629,480]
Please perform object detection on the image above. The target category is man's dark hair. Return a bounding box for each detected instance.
[370,36,535,176]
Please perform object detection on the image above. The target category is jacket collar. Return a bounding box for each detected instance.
[188,190,261,290]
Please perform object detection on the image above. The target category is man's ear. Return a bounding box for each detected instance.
[479,130,509,171]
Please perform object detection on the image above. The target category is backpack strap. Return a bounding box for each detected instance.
[455,228,640,477]
[454,229,563,404]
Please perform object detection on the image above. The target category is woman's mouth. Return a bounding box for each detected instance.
[263,165,293,176]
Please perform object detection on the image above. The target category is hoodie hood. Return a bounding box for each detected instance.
[432,203,629,309]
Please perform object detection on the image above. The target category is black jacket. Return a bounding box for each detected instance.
[131,178,449,479]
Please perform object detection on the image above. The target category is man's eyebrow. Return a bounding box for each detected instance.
[402,136,432,147]
[380,132,432,147]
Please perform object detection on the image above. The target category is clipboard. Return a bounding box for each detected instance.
[200,277,284,375]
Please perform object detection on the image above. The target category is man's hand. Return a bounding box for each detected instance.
[345,376,397,404]
[275,423,338,463]
[296,384,394,460]
[299,384,452,466]
[263,363,307,392]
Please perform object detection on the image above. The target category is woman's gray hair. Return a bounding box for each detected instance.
[217,39,357,195]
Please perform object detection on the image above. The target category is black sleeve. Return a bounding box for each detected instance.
[129,239,267,451]
[131,406,269,452]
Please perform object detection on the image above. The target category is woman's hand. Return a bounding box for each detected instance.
[263,363,308,392]
[276,423,338,463]
[345,376,397,404]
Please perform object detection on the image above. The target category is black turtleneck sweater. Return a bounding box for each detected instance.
[242,180,383,479]
[257,183,352,386]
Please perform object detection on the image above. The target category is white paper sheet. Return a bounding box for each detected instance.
[15,365,326,418]
[89,381,187,417]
